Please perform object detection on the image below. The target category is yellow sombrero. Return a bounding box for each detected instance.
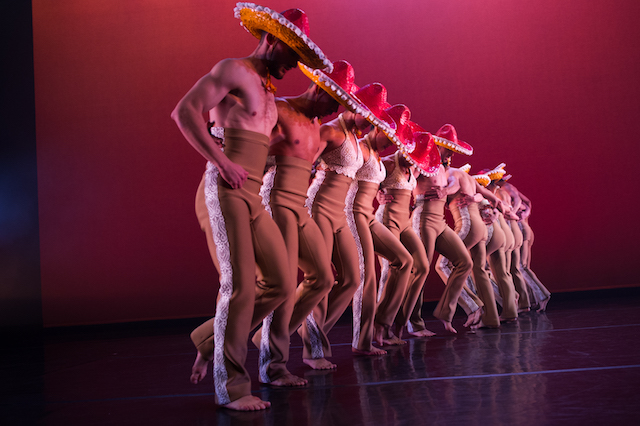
[473,173,491,187]
[234,3,333,71]
[484,163,507,181]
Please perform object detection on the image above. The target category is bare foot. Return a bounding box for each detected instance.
[537,296,551,312]
[394,325,405,340]
[373,323,387,347]
[268,373,308,387]
[440,319,457,334]
[464,309,482,328]
[352,346,387,356]
[382,334,406,346]
[190,351,211,384]
[222,395,271,411]
[519,307,531,313]
[473,320,499,330]
[500,316,518,323]
[408,329,436,337]
[303,358,337,370]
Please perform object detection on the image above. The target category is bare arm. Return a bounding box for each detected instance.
[171,60,249,189]
[475,182,505,213]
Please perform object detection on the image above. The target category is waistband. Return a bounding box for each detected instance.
[272,156,313,199]
[223,128,270,183]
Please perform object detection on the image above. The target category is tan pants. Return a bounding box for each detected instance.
[416,199,472,323]
[203,129,293,405]
[436,202,500,327]
[485,219,518,320]
[253,156,334,382]
[509,219,530,309]
[519,220,551,304]
[348,182,413,350]
[381,190,430,330]
[300,171,360,359]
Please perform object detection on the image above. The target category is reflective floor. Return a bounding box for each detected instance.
[3,288,640,425]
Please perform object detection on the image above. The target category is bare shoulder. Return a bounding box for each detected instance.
[209,57,256,87]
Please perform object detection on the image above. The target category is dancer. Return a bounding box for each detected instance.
[409,125,474,333]
[347,102,422,353]
[253,61,367,380]
[434,163,506,328]
[504,182,552,311]
[172,4,331,410]
[474,167,519,321]
[298,84,375,369]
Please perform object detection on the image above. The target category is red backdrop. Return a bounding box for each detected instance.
[32,0,640,326]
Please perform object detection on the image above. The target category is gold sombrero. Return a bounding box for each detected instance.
[486,163,507,181]
[234,3,333,71]
[473,173,491,187]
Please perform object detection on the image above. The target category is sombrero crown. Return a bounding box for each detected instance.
[352,83,398,145]
[384,104,415,153]
[432,124,473,156]
[298,60,364,114]
[403,132,441,176]
[234,3,333,71]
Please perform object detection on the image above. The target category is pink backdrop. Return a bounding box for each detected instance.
[32,0,640,326]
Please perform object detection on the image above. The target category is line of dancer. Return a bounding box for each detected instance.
[172,2,550,411]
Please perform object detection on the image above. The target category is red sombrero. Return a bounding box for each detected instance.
[298,60,363,114]
[383,104,415,153]
[431,124,473,156]
[352,83,398,145]
[234,3,333,71]
[403,132,441,176]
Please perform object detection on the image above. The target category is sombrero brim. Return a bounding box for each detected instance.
[234,3,333,71]
[473,174,491,187]
[486,163,506,180]
[298,63,364,115]
[351,96,401,151]
[432,135,473,156]
[459,163,472,173]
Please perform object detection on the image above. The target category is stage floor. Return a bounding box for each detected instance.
[3,288,640,425]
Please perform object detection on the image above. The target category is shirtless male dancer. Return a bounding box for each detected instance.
[252,61,364,381]
[171,4,331,411]
[409,125,474,333]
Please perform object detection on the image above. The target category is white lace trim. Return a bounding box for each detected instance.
[380,151,416,191]
[260,164,276,218]
[356,151,386,184]
[305,313,324,359]
[486,223,494,245]
[523,268,545,305]
[204,162,232,405]
[344,180,365,348]
[458,205,471,241]
[376,204,389,301]
[305,170,326,217]
[258,312,273,383]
